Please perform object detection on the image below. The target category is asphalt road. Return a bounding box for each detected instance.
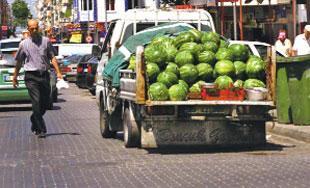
[0,84,309,188]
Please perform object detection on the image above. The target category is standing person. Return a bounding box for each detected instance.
[274,29,292,57]
[12,19,63,138]
[292,25,310,56]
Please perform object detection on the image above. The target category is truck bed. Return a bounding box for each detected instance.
[145,100,274,106]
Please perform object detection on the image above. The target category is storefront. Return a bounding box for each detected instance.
[53,22,106,44]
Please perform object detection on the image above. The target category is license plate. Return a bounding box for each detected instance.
[84,69,88,73]
[3,75,24,81]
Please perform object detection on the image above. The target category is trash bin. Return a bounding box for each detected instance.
[276,54,310,125]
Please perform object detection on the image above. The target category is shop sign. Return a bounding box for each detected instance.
[70,33,82,43]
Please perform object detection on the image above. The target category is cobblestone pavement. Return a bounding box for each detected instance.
[0,84,309,188]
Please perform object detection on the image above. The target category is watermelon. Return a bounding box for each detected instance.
[179,64,199,84]
[215,75,233,89]
[128,55,136,70]
[188,29,202,43]
[203,41,219,53]
[157,71,178,88]
[144,45,167,67]
[151,36,173,46]
[198,50,216,65]
[165,62,179,76]
[234,61,246,79]
[178,80,189,92]
[215,48,234,61]
[174,32,195,48]
[246,57,266,79]
[169,84,188,101]
[214,60,235,77]
[201,32,220,45]
[175,51,195,67]
[220,39,229,48]
[228,44,249,61]
[164,44,178,62]
[146,63,160,82]
[196,63,213,81]
[179,42,202,57]
[233,80,244,88]
[189,81,205,93]
[244,79,266,89]
[148,82,169,101]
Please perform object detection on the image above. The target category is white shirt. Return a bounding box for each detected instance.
[275,39,292,57]
[292,34,310,56]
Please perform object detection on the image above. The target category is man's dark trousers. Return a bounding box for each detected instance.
[25,71,50,133]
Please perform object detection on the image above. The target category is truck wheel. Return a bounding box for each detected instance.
[123,107,140,148]
[99,100,116,138]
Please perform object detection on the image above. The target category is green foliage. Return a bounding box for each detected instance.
[12,0,31,26]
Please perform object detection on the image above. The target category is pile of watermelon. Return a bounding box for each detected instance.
[127,29,267,101]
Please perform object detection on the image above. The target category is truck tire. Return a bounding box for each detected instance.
[99,100,116,138]
[123,107,140,148]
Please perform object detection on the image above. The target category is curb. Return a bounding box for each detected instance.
[266,122,310,143]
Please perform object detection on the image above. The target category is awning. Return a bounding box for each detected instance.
[217,0,291,6]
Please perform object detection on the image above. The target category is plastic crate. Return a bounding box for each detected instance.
[201,87,245,101]
[187,92,202,100]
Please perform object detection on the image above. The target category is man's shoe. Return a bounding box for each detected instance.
[38,132,46,138]
[32,131,40,135]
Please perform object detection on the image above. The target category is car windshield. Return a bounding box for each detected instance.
[0,51,17,66]
[0,42,20,49]
[63,55,82,64]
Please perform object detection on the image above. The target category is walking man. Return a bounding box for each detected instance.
[12,19,62,138]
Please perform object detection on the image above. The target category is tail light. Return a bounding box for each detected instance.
[87,65,92,73]
[77,66,83,73]
[61,66,72,73]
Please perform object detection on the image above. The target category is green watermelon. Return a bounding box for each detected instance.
[178,80,189,92]
[201,32,220,45]
[198,50,216,65]
[203,41,219,53]
[220,39,229,48]
[148,82,169,101]
[215,75,233,89]
[165,62,179,76]
[246,57,266,79]
[164,44,178,62]
[169,84,188,101]
[157,71,178,88]
[144,45,167,67]
[175,51,195,67]
[188,29,202,43]
[146,63,160,82]
[179,64,199,84]
[214,60,235,77]
[196,63,213,81]
[128,55,136,70]
[234,61,246,79]
[215,48,234,61]
[174,32,195,48]
[228,44,250,61]
[189,81,205,93]
[179,42,202,57]
[244,79,266,89]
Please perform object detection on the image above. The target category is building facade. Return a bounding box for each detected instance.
[0,0,10,39]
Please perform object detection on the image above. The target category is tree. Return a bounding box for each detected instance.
[11,0,31,26]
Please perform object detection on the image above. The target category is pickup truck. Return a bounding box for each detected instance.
[95,9,275,148]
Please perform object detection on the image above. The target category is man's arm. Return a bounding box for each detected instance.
[51,57,63,79]
[12,61,23,88]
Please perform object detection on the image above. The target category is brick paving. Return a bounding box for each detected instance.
[0,84,310,188]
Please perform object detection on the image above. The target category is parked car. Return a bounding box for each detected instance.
[86,57,99,95]
[0,38,57,109]
[59,54,83,82]
[76,54,95,88]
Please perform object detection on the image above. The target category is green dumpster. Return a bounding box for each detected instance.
[276,54,310,125]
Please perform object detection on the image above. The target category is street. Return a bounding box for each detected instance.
[0,84,309,188]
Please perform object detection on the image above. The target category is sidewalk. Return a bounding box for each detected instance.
[266,122,310,143]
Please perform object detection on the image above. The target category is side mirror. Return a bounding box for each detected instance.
[92,45,101,60]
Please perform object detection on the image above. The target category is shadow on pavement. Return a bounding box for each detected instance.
[45,132,81,137]
[49,106,61,110]
[145,143,292,155]
[55,98,66,103]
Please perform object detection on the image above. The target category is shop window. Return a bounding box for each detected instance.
[81,0,93,11]
[106,0,115,11]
